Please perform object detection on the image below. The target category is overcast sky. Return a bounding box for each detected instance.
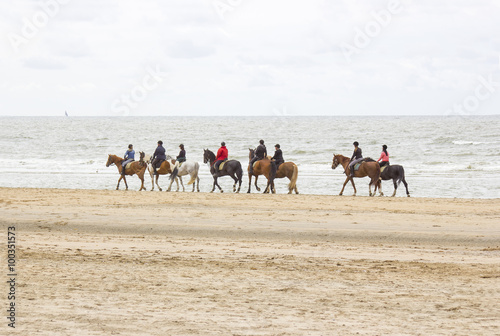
[1,0,500,116]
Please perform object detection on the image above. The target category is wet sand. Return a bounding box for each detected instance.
[0,187,499,335]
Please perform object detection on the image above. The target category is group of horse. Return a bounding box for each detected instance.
[105,150,409,197]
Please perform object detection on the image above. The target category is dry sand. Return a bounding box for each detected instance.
[0,187,499,335]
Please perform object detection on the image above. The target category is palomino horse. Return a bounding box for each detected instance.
[247,149,277,193]
[106,152,147,191]
[203,149,243,193]
[376,164,410,197]
[331,154,380,196]
[169,160,201,192]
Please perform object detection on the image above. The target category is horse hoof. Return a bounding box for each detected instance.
[221,190,224,193]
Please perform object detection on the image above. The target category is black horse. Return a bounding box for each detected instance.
[377,165,410,197]
[203,149,243,193]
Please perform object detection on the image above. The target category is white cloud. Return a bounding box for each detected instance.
[0,0,499,116]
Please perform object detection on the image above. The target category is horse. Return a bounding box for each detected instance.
[106,152,147,191]
[168,160,201,192]
[143,154,183,192]
[331,154,380,196]
[247,149,277,194]
[376,165,410,197]
[203,149,243,193]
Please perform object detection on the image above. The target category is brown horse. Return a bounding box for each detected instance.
[331,154,380,196]
[106,152,147,191]
[247,149,277,193]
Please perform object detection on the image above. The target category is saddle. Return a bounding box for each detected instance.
[218,160,227,171]
[153,159,164,169]
[380,165,388,173]
[125,162,134,170]
[353,157,375,171]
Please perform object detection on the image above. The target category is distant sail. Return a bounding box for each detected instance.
[65,110,68,117]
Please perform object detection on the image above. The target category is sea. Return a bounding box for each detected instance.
[0,116,499,198]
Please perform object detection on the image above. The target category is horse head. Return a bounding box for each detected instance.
[248,148,255,160]
[203,149,211,164]
[331,154,340,170]
[106,154,114,167]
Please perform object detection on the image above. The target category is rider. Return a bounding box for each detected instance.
[121,144,135,176]
[271,144,284,168]
[215,141,228,171]
[249,140,267,175]
[348,141,363,178]
[377,144,390,168]
[176,144,186,163]
[151,140,166,175]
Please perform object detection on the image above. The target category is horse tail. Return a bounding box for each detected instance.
[187,162,199,185]
[170,161,180,181]
[288,163,298,191]
[396,165,405,186]
[236,161,243,183]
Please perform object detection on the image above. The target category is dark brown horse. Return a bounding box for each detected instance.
[376,164,410,197]
[247,149,277,193]
[331,154,380,196]
[106,152,147,191]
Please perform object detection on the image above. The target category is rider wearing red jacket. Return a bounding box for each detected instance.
[215,142,228,170]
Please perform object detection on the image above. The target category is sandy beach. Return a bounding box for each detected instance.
[1,187,499,335]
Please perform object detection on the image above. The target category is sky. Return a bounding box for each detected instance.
[1,0,500,117]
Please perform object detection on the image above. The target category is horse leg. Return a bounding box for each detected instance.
[350,178,357,196]
[392,178,398,197]
[166,177,174,192]
[116,176,122,190]
[196,177,200,192]
[402,178,410,197]
[156,175,162,191]
[339,176,350,196]
[149,168,155,191]
[122,176,128,190]
[378,180,384,196]
[254,175,261,192]
[179,176,185,192]
[247,174,252,193]
[230,173,238,192]
[138,171,146,191]
[212,176,222,193]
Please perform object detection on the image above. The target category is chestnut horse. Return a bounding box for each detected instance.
[247,149,277,194]
[106,152,147,191]
[331,154,380,196]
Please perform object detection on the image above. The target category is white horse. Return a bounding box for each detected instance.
[168,160,200,192]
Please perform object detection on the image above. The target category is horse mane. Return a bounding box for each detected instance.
[205,149,215,161]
